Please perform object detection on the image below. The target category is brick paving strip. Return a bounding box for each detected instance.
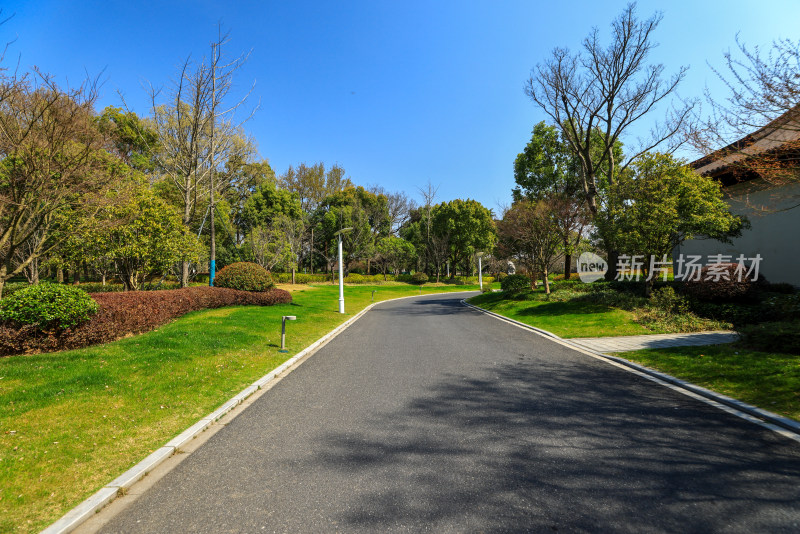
[569,331,739,354]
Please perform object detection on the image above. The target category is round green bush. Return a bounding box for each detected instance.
[0,283,99,329]
[411,272,429,285]
[501,274,531,294]
[495,272,507,282]
[214,262,274,292]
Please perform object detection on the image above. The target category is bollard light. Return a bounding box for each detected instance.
[280,315,297,352]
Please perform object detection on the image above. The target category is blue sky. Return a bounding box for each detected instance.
[3,0,799,213]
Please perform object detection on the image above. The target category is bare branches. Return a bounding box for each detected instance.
[0,67,115,295]
[525,3,695,214]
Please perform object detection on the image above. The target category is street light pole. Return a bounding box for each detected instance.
[476,252,485,291]
[335,228,353,314]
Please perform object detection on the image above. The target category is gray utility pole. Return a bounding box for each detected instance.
[209,42,217,286]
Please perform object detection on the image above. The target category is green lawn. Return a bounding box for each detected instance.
[0,283,480,534]
[467,291,659,338]
[617,344,800,421]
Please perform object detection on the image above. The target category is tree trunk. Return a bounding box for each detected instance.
[73,270,80,285]
[542,269,551,294]
[57,268,64,283]
[564,253,572,281]
[83,261,89,282]
[291,267,295,285]
[102,273,106,286]
[604,250,619,281]
[0,264,6,299]
[181,199,191,288]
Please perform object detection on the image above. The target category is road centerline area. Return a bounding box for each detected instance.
[91,293,800,533]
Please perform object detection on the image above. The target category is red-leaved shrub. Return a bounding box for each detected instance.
[681,263,757,303]
[0,286,291,356]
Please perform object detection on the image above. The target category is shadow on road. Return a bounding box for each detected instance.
[307,357,800,532]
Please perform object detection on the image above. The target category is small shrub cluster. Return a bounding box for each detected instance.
[573,289,646,311]
[273,273,330,284]
[411,272,429,284]
[0,286,291,356]
[501,274,531,294]
[681,263,756,303]
[0,283,99,329]
[738,320,800,355]
[635,287,730,332]
[214,262,274,292]
[494,272,507,282]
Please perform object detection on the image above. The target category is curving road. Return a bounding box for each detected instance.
[95,292,800,533]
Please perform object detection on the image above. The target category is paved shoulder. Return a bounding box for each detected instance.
[96,293,800,533]
[571,331,739,353]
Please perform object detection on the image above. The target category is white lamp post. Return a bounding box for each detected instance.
[335,228,353,313]
[476,252,485,291]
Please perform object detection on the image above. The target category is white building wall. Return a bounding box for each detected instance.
[676,179,800,286]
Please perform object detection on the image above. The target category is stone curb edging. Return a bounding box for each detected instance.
[41,290,464,534]
[461,299,800,439]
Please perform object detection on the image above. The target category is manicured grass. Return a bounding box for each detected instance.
[467,291,658,338]
[617,344,800,421]
[0,283,480,534]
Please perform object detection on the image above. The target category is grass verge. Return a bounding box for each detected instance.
[616,344,800,421]
[467,290,658,338]
[0,283,480,534]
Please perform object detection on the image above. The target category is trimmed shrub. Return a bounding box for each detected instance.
[214,262,274,292]
[411,272,429,284]
[649,286,690,315]
[681,263,756,303]
[345,273,365,284]
[495,272,507,282]
[0,286,292,356]
[738,320,800,355]
[501,274,531,294]
[0,283,98,329]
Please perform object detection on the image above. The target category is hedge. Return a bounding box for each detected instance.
[0,286,291,356]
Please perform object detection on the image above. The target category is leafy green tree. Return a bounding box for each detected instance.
[607,152,748,295]
[240,181,303,230]
[513,122,592,279]
[513,122,582,201]
[97,106,160,173]
[375,237,416,280]
[87,187,203,290]
[431,199,496,277]
[312,186,390,276]
[244,214,305,273]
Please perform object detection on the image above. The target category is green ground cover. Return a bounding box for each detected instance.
[467,290,660,338]
[0,283,482,534]
[617,344,800,421]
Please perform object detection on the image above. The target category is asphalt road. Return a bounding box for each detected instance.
[97,292,800,533]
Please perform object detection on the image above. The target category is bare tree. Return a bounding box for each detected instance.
[692,37,800,194]
[497,200,561,294]
[525,3,694,277]
[149,30,255,287]
[369,185,416,235]
[0,69,115,297]
[280,162,352,213]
